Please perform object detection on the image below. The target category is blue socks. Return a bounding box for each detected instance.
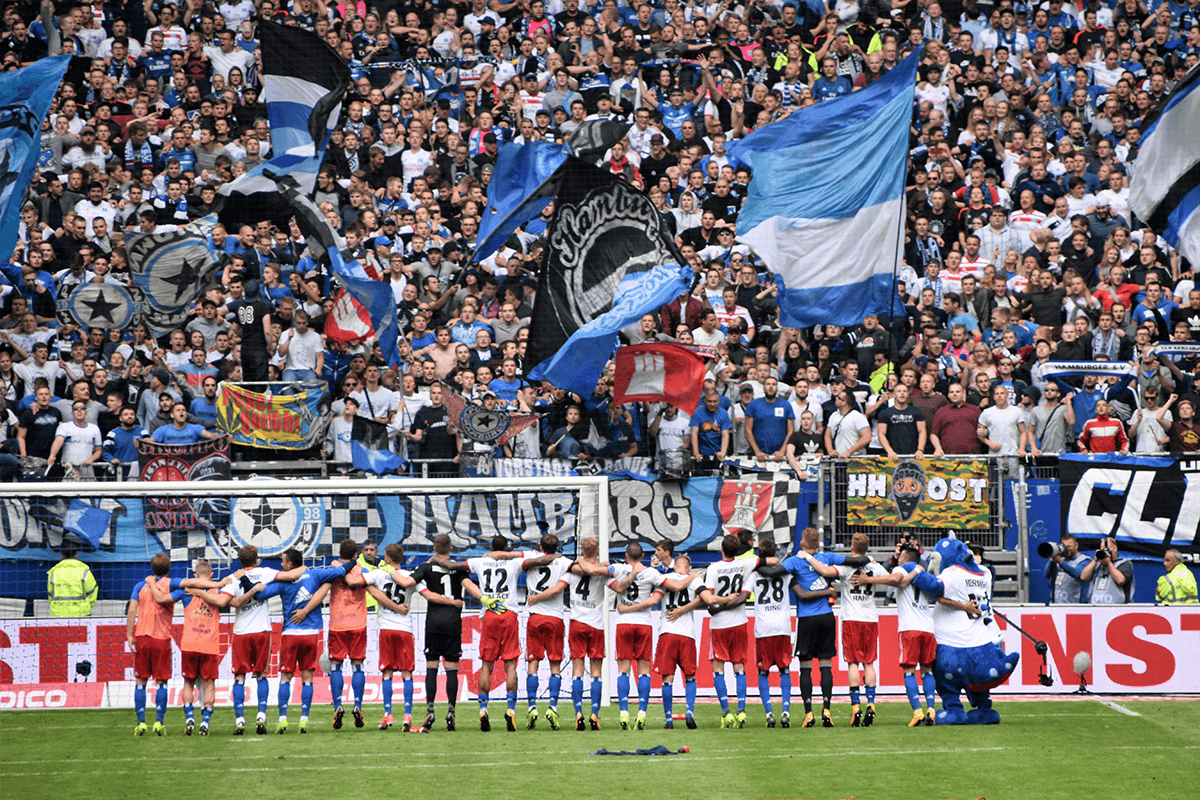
[850,686,861,706]
[548,674,561,709]
[637,674,650,713]
[923,672,937,708]
[713,671,729,715]
[617,672,630,713]
[155,682,167,722]
[685,678,696,715]
[351,664,365,708]
[257,677,269,715]
[184,702,194,721]
[403,678,413,715]
[663,683,674,718]
[527,674,539,707]
[278,679,291,717]
[758,672,772,715]
[866,685,876,704]
[905,672,921,709]
[572,677,584,714]
[590,677,602,711]
[135,684,146,723]
[201,706,212,724]
[479,694,489,712]
[330,666,344,707]
[382,677,393,715]
[232,679,245,719]
[506,691,517,712]
[735,671,747,712]
[780,672,791,712]
[301,682,314,717]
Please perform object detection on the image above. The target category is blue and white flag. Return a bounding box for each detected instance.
[62,499,111,549]
[530,262,693,398]
[352,416,405,475]
[1129,63,1200,266]
[0,56,70,261]
[218,24,349,227]
[473,140,568,262]
[126,214,222,335]
[728,52,918,329]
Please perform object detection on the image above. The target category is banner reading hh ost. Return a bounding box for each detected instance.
[216,382,331,449]
[846,458,989,529]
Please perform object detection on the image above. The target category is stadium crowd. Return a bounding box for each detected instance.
[3,0,1200,478]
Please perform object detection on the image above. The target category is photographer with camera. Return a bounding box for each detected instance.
[1039,535,1093,604]
[1155,550,1198,605]
[1080,536,1135,605]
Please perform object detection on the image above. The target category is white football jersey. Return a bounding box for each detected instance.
[658,571,703,639]
[609,563,668,626]
[526,555,573,619]
[932,564,999,648]
[468,553,535,616]
[751,570,794,639]
[893,564,934,633]
[566,569,606,629]
[221,566,278,635]
[703,559,756,630]
[364,568,414,632]
[836,561,888,622]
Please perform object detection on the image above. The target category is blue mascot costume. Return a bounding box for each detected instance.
[911,537,1019,724]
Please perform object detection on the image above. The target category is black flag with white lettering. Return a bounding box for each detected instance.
[526,157,684,369]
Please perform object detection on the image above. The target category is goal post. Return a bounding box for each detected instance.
[0,476,609,707]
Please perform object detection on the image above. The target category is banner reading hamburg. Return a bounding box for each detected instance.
[845,458,990,529]
[216,381,331,449]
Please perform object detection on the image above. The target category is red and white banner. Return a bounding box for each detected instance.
[613,343,706,413]
[2,607,1198,708]
[324,288,374,344]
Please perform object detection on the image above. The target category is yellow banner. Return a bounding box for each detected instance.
[846,458,989,529]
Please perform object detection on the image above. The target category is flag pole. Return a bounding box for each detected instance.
[888,183,908,381]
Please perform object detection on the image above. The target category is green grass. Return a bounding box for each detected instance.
[2,700,1198,799]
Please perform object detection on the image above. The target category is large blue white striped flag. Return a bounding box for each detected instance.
[217,23,349,228]
[727,52,918,328]
[1129,63,1200,266]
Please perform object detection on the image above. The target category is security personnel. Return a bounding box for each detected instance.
[356,539,382,612]
[1156,550,1199,605]
[48,543,98,617]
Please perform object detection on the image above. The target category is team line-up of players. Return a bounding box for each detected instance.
[128,527,987,736]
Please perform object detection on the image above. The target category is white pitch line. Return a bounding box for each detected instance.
[1100,700,1142,717]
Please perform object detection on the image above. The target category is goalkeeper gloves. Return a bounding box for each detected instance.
[481,596,508,615]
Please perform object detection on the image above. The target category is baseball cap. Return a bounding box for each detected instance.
[650,133,664,142]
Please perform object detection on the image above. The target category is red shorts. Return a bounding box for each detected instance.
[181,650,219,681]
[526,614,565,662]
[134,635,172,682]
[279,633,321,674]
[379,630,415,673]
[329,628,367,662]
[615,623,653,663]
[231,630,271,676]
[569,621,605,660]
[841,620,879,665]
[899,630,937,669]
[709,622,749,665]
[756,635,793,672]
[654,632,697,678]
[478,610,521,663]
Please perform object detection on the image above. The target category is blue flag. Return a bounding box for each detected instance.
[0,56,70,261]
[1129,63,1200,266]
[351,417,405,474]
[336,262,402,369]
[727,52,918,328]
[530,263,693,398]
[62,499,111,549]
[473,141,568,263]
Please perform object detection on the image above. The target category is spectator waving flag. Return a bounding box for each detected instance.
[351,417,405,475]
[217,24,349,227]
[473,140,569,262]
[727,52,919,329]
[613,343,707,413]
[0,56,70,261]
[1129,63,1200,266]
[62,499,111,549]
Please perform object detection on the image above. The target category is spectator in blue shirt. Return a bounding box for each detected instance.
[745,376,795,461]
[189,377,219,425]
[812,57,853,102]
[150,403,224,445]
[450,303,492,346]
[690,389,732,468]
[103,405,145,479]
[488,358,523,405]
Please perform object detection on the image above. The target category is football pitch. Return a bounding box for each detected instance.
[1,699,1197,799]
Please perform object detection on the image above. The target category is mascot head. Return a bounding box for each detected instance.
[888,460,928,522]
[934,534,979,572]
